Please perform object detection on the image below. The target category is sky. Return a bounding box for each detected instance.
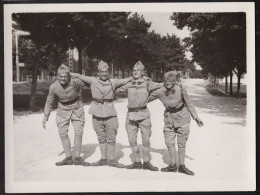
[137,12,202,70]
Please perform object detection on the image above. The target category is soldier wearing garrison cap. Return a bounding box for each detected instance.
[42,64,90,166]
[117,61,163,171]
[71,60,133,168]
[148,71,203,175]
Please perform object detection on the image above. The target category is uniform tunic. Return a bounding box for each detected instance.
[117,78,162,148]
[149,82,198,149]
[73,74,132,144]
[44,78,85,137]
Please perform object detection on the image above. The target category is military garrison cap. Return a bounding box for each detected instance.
[58,64,70,74]
[98,60,109,71]
[133,61,145,70]
[164,71,179,82]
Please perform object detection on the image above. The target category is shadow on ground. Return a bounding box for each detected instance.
[57,143,193,166]
[188,83,246,120]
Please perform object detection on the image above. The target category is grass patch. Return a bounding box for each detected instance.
[206,85,246,98]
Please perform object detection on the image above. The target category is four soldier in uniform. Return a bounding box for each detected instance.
[43,61,203,175]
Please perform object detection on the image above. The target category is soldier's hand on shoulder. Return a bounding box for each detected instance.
[195,118,204,127]
[70,72,80,78]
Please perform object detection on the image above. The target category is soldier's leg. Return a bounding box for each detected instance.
[161,125,178,172]
[56,115,73,166]
[71,112,90,166]
[56,115,72,157]
[91,116,108,166]
[176,122,194,175]
[139,118,158,171]
[106,116,119,160]
[106,117,124,168]
[71,112,85,158]
[125,118,142,169]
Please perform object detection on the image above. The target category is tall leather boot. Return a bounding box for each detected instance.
[60,136,72,158]
[107,144,124,168]
[56,136,73,166]
[125,146,142,169]
[143,147,158,171]
[161,147,177,172]
[91,143,108,166]
[73,135,90,166]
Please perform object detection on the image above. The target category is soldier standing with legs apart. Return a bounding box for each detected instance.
[116,61,163,171]
[148,71,203,175]
[71,60,132,168]
[42,64,90,166]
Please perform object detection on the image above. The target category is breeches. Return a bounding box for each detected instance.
[163,122,190,149]
[56,111,85,138]
[92,116,119,145]
[125,117,152,148]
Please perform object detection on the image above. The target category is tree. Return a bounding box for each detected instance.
[13,13,66,109]
[171,13,246,95]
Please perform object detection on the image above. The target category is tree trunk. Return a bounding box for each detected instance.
[78,46,82,74]
[29,46,40,110]
[229,71,233,96]
[237,73,241,96]
[225,75,228,94]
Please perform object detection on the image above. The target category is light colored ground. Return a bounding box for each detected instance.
[12,79,252,191]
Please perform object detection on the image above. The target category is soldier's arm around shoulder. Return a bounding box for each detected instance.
[112,76,133,89]
[146,77,163,92]
[148,88,160,103]
[116,81,130,92]
[70,72,93,84]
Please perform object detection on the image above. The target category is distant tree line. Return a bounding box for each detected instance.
[171,13,246,96]
[13,12,189,109]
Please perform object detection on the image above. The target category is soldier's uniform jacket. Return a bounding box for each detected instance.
[44,78,85,121]
[149,82,198,128]
[73,75,131,118]
[117,78,162,121]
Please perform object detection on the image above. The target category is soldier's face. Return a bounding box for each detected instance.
[58,73,70,86]
[164,79,175,89]
[133,67,144,79]
[98,68,109,81]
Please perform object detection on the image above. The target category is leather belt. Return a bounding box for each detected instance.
[92,98,113,104]
[128,106,147,112]
[59,96,79,105]
[165,104,184,113]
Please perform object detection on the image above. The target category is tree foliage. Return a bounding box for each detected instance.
[171,13,246,95]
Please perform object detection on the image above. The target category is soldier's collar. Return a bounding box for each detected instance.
[132,78,145,85]
[164,85,176,96]
[98,78,110,84]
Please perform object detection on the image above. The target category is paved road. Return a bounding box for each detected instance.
[10,79,252,192]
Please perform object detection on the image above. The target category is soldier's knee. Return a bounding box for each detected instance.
[98,136,107,144]
[142,139,150,148]
[177,142,186,149]
[107,136,116,145]
[59,131,68,139]
[129,141,137,147]
[74,128,83,137]
[166,142,175,148]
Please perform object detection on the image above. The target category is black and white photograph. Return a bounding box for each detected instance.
[4,2,255,192]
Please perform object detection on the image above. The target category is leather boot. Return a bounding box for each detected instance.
[60,136,72,157]
[125,162,143,169]
[143,161,159,171]
[107,143,115,161]
[55,156,73,166]
[99,143,107,160]
[74,135,82,158]
[74,157,91,166]
[161,164,177,172]
[178,165,194,176]
[108,159,125,168]
[91,158,108,166]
